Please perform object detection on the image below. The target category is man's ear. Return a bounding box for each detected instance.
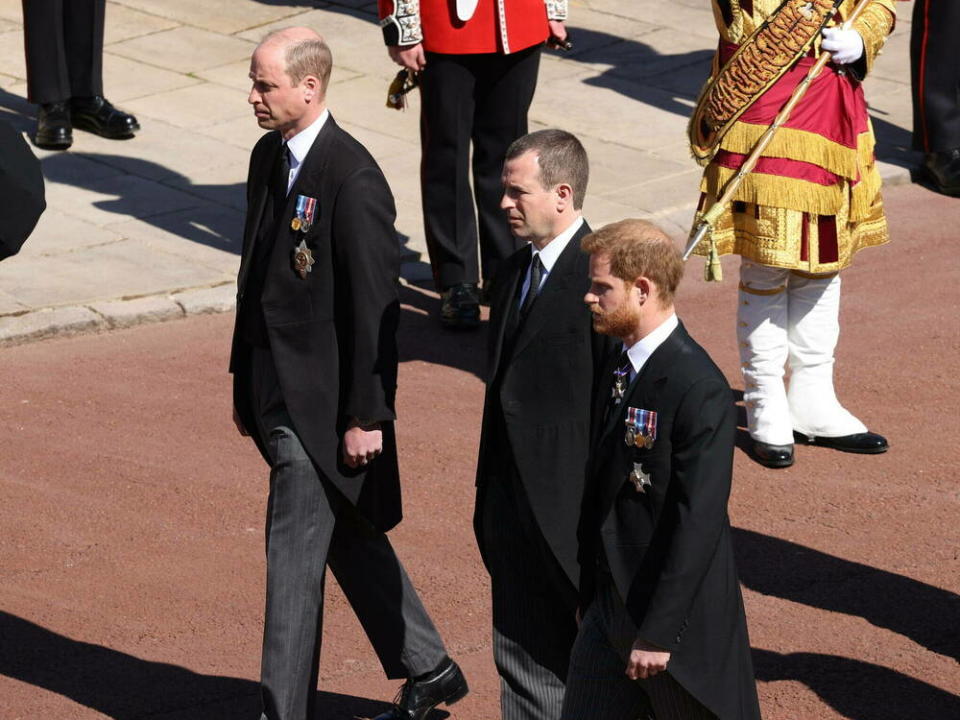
[555,182,574,211]
[635,276,653,303]
[302,74,321,102]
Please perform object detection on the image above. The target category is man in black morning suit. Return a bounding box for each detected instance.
[475,129,612,720]
[562,220,760,720]
[230,28,466,720]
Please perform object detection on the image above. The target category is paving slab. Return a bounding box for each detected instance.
[0,307,103,346]
[16,209,125,258]
[111,0,311,35]
[0,28,26,81]
[101,53,203,104]
[172,283,237,315]
[103,4,181,45]
[108,26,256,75]
[90,295,185,329]
[121,82,251,130]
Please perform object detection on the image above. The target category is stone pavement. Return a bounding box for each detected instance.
[0,0,918,345]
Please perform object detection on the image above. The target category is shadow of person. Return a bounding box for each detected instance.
[733,529,960,661]
[0,611,395,719]
[398,283,488,380]
[752,647,960,720]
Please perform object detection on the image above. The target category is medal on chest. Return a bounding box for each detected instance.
[625,406,657,449]
[291,195,318,279]
[629,463,652,494]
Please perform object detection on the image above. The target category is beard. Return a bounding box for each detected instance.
[591,302,639,339]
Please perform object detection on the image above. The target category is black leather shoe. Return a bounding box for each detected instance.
[920,148,960,197]
[70,96,140,139]
[794,431,888,454]
[440,282,480,329]
[373,657,468,720]
[752,441,795,468]
[34,102,72,149]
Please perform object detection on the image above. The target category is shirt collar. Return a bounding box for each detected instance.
[531,215,584,273]
[623,313,679,376]
[284,109,329,166]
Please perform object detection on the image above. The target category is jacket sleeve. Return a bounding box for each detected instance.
[378,0,423,45]
[852,0,895,75]
[631,376,736,651]
[331,164,401,424]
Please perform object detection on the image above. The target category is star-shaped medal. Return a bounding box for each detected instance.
[293,239,315,279]
[629,463,652,494]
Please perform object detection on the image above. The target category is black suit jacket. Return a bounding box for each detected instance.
[230,116,402,532]
[475,222,613,591]
[581,322,761,720]
[0,119,45,260]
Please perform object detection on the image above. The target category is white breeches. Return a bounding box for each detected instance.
[737,261,867,444]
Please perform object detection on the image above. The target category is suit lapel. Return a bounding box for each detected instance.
[509,223,590,361]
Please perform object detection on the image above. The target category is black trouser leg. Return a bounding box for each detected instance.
[911,0,960,152]
[420,52,479,290]
[22,0,104,104]
[472,46,541,287]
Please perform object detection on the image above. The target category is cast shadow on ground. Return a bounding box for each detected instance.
[398,283,488,381]
[752,648,960,720]
[0,611,399,719]
[734,528,960,662]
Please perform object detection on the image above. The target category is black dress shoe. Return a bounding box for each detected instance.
[752,441,795,468]
[34,102,72,149]
[440,282,480,329]
[70,96,140,139]
[920,148,960,197]
[794,431,888,454]
[373,657,468,720]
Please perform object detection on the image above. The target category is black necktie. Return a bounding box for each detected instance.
[519,253,543,320]
[273,144,291,219]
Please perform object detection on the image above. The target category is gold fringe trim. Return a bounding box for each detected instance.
[717,122,875,181]
[701,164,845,216]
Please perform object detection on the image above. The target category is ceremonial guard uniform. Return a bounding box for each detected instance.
[690,0,896,466]
[911,0,960,196]
[378,0,567,327]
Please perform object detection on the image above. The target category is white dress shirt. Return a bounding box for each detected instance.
[623,313,679,381]
[283,109,330,195]
[518,215,585,307]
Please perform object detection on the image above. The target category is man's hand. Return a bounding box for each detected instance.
[625,637,670,680]
[343,419,383,469]
[821,27,864,65]
[388,43,427,72]
[547,20,569,49]
[233,406,249,436]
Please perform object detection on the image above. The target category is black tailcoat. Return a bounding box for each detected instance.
[476,222,612,591]
[230,116,402,532]
[580,322,761,720]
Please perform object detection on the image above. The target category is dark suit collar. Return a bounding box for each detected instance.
[282,113,338,214]
[597,321,690,442]
[508,220,592,360]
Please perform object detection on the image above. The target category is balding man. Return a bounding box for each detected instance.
[230,28,467,720]
[563,220,760,720]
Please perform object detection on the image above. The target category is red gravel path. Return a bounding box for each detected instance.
[0,182,957,720]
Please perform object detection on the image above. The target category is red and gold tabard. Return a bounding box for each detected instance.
[692,0,896,274]
[378,0,566,55]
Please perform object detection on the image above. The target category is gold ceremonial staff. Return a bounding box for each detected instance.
[683,0,874,276]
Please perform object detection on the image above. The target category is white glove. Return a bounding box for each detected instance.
[821,27,864,65]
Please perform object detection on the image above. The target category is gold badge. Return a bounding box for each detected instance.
[290,217,302,232]
[293,239,315,279]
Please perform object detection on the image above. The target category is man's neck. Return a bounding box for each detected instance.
[281,105,326,141]
[621,306,674,348]
[531,211,581,251]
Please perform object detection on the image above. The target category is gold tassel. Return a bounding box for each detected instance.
[718,122,863,180]
[705,235,723,282]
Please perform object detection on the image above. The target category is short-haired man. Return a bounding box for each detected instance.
[475,129,613,720]
[562,220,760,720]
[230,27,466,720]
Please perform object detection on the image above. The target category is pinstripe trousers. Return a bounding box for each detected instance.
[561,576,716,720]
[480,469,579,720]
[249,347,448,720]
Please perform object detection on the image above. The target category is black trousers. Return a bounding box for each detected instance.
[419,45,541,290]
[22,0,105,105]
[248,347,447,720]
[910,0,960,152]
